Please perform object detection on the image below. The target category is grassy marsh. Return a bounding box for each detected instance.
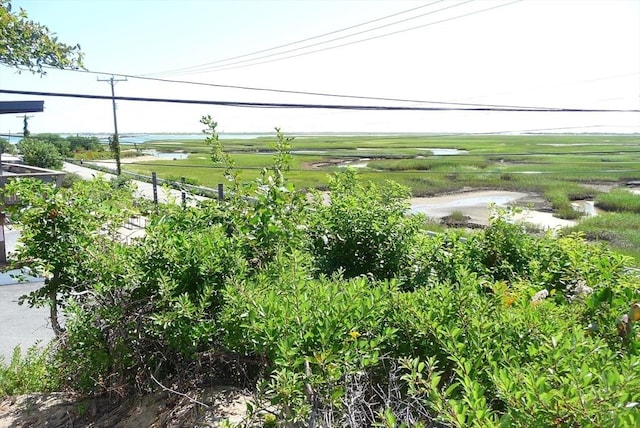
[115,133,640,262]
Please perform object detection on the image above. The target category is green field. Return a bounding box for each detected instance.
[110,133,640,262]
[125,134,640,193]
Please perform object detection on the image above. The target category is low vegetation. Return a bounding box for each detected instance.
[595,188,640,213]
[1,123,639,426]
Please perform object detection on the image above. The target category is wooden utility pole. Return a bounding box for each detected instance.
[98,75,127,175]
[16,114,33,137]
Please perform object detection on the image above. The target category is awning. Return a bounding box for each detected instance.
[0,101,44,114]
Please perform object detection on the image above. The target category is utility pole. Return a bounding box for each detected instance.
[98,75,127,175]
[16,114,33,138]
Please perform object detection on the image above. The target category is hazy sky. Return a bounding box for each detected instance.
[1,0,639,135]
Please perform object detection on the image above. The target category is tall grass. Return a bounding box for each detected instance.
[565,212,640,263]
[595,188,640,213]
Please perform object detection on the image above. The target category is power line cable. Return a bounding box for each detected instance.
[44,66,587,111]
[204,0,523,73]
[3,88,638,112]
[160,0,475,76]
[37,64,637,112]
[146,0,449,77]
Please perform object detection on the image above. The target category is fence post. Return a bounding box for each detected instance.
[181,176,186,207]
[0,212,5,265]
[218,183,224,201]
[152,172,158,205]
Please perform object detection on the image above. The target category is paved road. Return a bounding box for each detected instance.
[1,220,53,362]
[63,162,206,204]
[0,281,53,363]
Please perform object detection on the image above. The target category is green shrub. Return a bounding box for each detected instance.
[0,345,58,397]
[138,211,247,355]
[390,267,640,427]
[0,137,16,154]
[308,169,423,280]
[220,265,399,424]
[164,174,199,186]
[60,171,83,188]
[19,138,63,169]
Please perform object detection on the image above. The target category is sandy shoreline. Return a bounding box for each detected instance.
[410,190,577,229]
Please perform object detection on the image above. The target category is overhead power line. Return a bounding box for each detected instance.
[3,88,639,112]
[155,0,475,76]
[147,0,449,77]
[198,0,524,74]
[50,66,593,111]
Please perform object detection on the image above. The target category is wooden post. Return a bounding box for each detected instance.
[0,212,5,265]
[181,176,186,207]
[218,183,224,201]
[152,172,158,205]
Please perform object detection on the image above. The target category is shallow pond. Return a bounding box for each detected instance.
[142,150,189,160]
[416,148,469,155]
[571,200,599,216]
[409,191,582,229]
[339,159,370,168]
[410,191,525,225]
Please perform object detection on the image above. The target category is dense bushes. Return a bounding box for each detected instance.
[3,124,640,426]
[309,169,423,280]
[18,138,63,169]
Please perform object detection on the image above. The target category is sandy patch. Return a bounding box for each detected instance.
[512,210,577,230]
[121,155,161,163]
[410,190,577,229]
[411,191,527,226]
[0,387,253,428]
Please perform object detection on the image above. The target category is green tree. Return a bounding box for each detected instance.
[67,135,102,152]
[30,133,70,157]
[0,0,83,74]
[0,137,16,155]
[19,138,63,169]
[4,177,135,336]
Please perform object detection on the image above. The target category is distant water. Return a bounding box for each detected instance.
[116,133,270,144]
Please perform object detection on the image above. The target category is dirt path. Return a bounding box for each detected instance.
[0,387,253,428]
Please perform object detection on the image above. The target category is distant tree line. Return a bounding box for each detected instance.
[0,134,105,170]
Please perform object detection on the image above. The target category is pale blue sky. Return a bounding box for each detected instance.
[1,0,639,135]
